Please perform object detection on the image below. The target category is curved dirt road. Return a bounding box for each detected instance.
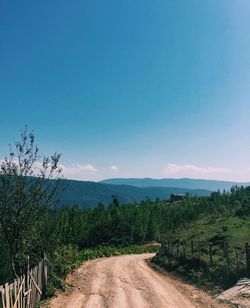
[47,253,229,308]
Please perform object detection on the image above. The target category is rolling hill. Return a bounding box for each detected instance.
[57,179,211,209]
[99,178,250,191]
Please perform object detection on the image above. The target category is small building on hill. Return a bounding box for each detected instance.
[170,194,186,203]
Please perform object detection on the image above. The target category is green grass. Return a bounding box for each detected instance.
[176,215,250,248]
[154,214,250,293]
[79,243,159,260]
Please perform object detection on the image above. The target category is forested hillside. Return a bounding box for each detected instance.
[57,179,211,208]
[100,177,250,191]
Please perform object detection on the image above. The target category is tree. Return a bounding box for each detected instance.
[0,127,63,277]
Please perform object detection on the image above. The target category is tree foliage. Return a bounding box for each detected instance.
[0,127,62,277]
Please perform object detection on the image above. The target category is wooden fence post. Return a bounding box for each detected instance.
[209,242,213,264]
[42,257,48,296]
[176,240,179,259]
[198,242,201,261]
[191,240,194,258]
[245,242,250,277]
[182,242,186,258]
[5,283,10,308]
[0,258,47,308]
[223,241,230,272]
[171,242,174,257]
[0,286,5,308]
[27,256,31,307]
[163,242,166,254]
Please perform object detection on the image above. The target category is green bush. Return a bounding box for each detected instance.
[46,244,81,296]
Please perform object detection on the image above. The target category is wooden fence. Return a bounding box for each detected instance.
[0,259,47,308]
[162,239,250,277]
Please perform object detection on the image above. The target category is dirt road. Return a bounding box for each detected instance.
[46,253,230,308]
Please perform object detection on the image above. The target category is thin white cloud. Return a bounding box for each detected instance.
[165,163,232,180]
[110,165,119,172]
[0,159,61,177]
[60,163,97,175]
[0,159,98,180]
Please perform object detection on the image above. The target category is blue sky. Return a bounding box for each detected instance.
[0,0,250,181]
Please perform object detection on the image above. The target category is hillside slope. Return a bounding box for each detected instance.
[100,178,250,191]
[154,186,250,293]
[58,179,211,209]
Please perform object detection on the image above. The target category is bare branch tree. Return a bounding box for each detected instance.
[0,127,63,277]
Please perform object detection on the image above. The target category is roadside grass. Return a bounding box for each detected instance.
[80,242,159,260]
[154,215,250,294]
[154,252,246,294]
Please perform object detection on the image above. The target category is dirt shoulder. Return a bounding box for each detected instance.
[42,253,233,308]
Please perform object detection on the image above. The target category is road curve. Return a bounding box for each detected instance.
[47,253,228,308]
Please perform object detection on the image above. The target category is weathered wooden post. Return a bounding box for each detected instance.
[245,242,250,277]
[223,241,230,272]
[209,242,213,264]
[198,242,201,261]
[182,242,186,258]
[176,240,179,259]
[163,241,167,254]
[27,255,31,307]
[235,248,238,260]
[172,241,175,257]
[42,254,48,297]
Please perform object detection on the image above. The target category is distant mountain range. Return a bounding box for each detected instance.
[99,178,250,192]
[58,179,211,209]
